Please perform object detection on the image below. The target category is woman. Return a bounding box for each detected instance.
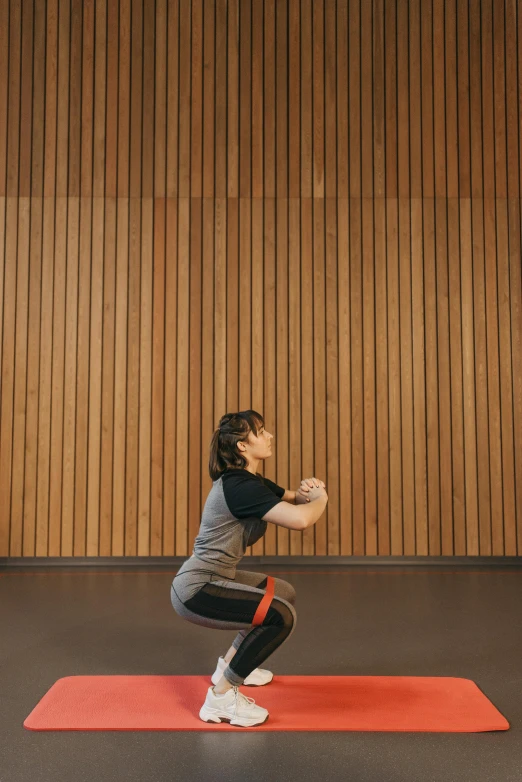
[170,409,328,727]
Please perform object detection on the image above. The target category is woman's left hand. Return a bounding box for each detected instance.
[296,477,326,503]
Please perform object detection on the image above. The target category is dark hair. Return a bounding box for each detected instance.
[209,409,265,481]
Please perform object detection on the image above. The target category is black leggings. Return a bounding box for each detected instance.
[171,569,297,687]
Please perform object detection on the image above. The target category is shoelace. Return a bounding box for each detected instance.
[231,685,256,712]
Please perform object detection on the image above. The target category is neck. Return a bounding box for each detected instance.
[242,457,261,475]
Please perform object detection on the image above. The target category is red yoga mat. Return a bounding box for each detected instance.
[24,675,509,732]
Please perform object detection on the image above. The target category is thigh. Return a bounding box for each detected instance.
[233,568,296,605]
[179,577,295,631]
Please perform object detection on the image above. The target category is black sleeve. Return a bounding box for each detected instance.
[223,473,284,520]
[259,475,285,498]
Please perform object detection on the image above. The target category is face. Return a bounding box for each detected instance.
[240,424,273,457]
[256,424,273,453]
[236,423,274,471]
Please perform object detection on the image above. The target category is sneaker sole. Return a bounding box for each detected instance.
[199,703,269,728]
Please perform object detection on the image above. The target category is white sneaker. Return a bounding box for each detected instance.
[199,684,269,727]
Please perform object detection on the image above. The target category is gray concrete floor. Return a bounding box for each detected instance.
[0,563,520,782]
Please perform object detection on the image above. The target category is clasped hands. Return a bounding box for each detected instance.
[296,477,326,504]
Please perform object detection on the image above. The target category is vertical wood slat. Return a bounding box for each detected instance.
[6,0,21,196]
[0,196,5,547]
[445,0,458,199]
[56,0,71,198]
[142,0,155,197]
[163,198,178,553]
[100,199,117,555]
[338,197,352,555]
[0,0,9,193]
[138,199,153,553]
[337,0,349,198]
[313,195,326,555]
[276,198,290,555]
[460,199,479,553]
[399,198,415,554]
[76,194,93,555]
[286,198,299,555]
[288,0,299,197]
[227,0,239,198]
[325,198,340,555]
[40,0,59,544]
[36,197,55,555]
[154,0,167,198]
[505,0,519,200]
[250,196,265,553]
[19,0,34,197]
[350,196,364,554]
[48,200,67,555]
[11,200,30,554]
[0,200,16,553]
[190,0,203,197]
[448,199,465,553]
[68,0,82,197]
[472,196,492,554]
[251,0,263,197]
[312,0,324,197]
[130,0,143,198]
[0,0,520,560]
[497,199,517,554]
[411,199,428,554]
[176,198,190,554]
[409,0,421,199]
[188,197,202,552]
[436,197,454,554]
[299,0,311,197]
[238,0,251,198]
[25,203,42,555]
[457,0,471,198]
[423,199,441,553]
[61,197,79,554]
[166,0,179,198]
[215,0,227,197]
[200,197,214,531]
[201,2,213,198]
[509,200,522,551]
[262,198,277,552]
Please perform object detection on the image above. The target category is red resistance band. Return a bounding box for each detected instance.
[251,575,275,626]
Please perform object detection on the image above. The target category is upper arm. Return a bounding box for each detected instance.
[223,473,286,521]
[261,501,302,531]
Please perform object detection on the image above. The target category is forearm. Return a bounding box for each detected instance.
[297,495,328,529]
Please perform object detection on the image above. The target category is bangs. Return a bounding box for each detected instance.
[243,410,264,437]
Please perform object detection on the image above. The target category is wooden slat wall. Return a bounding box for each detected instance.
[0,0,521,559]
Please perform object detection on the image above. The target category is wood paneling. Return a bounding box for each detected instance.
[0,0,520,558]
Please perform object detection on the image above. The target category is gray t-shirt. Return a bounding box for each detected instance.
[171,468,285,603]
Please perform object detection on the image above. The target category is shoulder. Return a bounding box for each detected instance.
[221,469,262,483]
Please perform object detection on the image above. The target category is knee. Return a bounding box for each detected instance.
[279,602,296,633]
[284,582,296,605]
[266,600,295,632]
[275,578,296,605]
[282,603,296,634]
